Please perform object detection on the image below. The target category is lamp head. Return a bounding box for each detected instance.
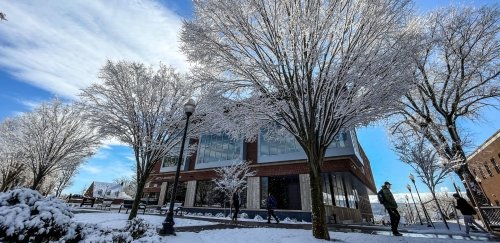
[406,184,411,191]
[184,99,196,116]
[409,173,415,182]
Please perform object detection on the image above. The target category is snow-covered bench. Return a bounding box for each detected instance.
[98,199,113,211]
[160,203,183,215]
[118,200,146,214]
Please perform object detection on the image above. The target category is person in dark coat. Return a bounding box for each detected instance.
[232,188,240,222]
[379,181,402,236]
[453,193,487,235]
[266,193,279,224]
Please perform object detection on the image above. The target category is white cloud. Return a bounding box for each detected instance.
[81,165,102,174]
[0,0,189,99]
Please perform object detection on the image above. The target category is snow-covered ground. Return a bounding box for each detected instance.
[73,212,493,242]
[138,228,487,243]
[73,212,217,229]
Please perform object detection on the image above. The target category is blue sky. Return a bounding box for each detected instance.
[0,0,498,195]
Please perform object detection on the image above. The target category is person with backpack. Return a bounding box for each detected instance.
[453,193,487,235]
[378,181,402,236]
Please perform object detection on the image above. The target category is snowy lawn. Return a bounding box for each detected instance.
[73,212,217,229]
[137,228,487,243]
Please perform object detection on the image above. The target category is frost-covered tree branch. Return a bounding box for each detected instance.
[392,5,499,206]
[213,160,256,197]
[0,118,26,191]
[182,0,416,239]
[393,132,453,229]
[80,60,208,219]
[8,99,101,190]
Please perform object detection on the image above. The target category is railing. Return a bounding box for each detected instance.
[479,206,500,232]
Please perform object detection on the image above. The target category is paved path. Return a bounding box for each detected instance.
[174,216,500,242]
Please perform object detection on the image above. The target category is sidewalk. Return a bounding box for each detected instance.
[173,216,500,242]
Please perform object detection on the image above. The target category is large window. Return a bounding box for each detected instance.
[259,131,301,157]
[258,129,351,163]
[194,180,226,207]
[260,175,301,210]
[196,134,243,167]
[162,182,187,205]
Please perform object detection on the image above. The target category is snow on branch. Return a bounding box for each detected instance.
[213,160,256,196]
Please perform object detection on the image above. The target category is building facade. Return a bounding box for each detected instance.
[467,130,500,206]
[144,129,376,223]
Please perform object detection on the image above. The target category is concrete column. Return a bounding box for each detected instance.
[246,177,260,209]
[299,174,312,211]
[158,182,168,206]
[184,180,197,207]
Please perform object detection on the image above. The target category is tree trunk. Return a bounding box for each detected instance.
[129,175,147,220]
[307,152,330,240]
[431,191,449,230]
[31,173,45,191]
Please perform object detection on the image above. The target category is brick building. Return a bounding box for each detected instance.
[467,130,500,206]
[144,129,376,222]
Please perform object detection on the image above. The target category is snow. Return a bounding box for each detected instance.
[73,212,217,229]
[137,228,487,243]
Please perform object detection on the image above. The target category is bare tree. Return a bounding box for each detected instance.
[54,160,80,197]
[9,98,101,190]
[213,160,256,215]
[393,6,499,206]
[393,133,453,228]
[0,118,26,191]
[80,61,206,219]
[182,0,415,239]
[113,175,137,198]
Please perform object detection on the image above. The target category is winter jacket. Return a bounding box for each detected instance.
[455,197,476,216]
[232,192,240,207]
[381,186,397,209]
[266,195,277,210]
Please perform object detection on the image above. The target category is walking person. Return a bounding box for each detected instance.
[378,181,402,236]
[452,193,487,235]
[266,193,279,224]
[232,188,240,223]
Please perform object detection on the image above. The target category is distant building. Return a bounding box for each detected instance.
[467,130,500,206]
[144,129,376,223]
[84,181,123,199]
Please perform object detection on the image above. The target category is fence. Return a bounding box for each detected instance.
[479,206,500,233]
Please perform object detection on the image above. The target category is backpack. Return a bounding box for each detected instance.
[377,189,385,205]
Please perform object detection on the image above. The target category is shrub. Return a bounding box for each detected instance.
[0,188,83,242]
[123,217,149,239]
[254,215,264,221]
[240,212,249,219]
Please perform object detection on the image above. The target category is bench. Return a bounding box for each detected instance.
[98,199,113,211]
[160,203,183,215]
[328,214,337,224]
[79,197,96,207]
[118,199,146,214]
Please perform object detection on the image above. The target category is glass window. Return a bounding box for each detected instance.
[491,158,500,174]
[163,182,187,205]
[196,134,242,164]
[321,173,333,206]
[484,162,493,177]
[260,175,301,210]
[259,130,301,157]
[194,180,226,208]
[162,143,183,167]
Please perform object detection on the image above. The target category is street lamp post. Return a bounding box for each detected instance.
[406,184,423,225]
[405,194,415,224]
[409,173,435,228]
[159,99,196,236]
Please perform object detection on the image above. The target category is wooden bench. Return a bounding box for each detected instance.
[118,199,146,214]
[98,199,113,211]
[79,197,96,207]
[160,203,183,215]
